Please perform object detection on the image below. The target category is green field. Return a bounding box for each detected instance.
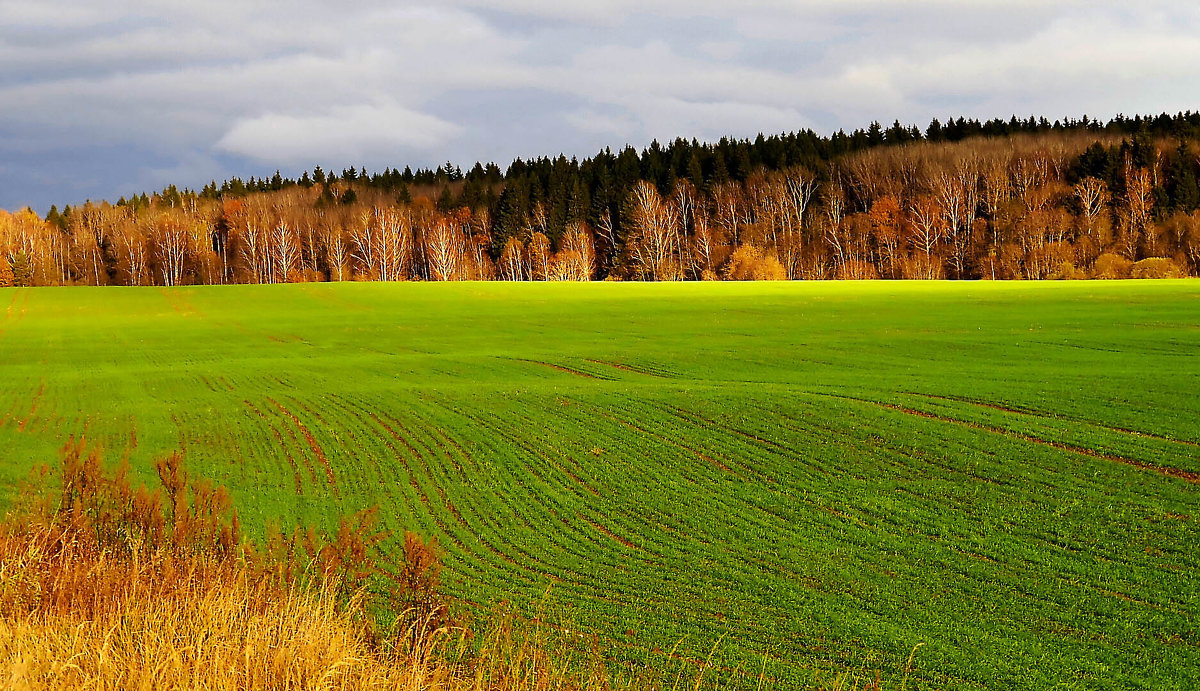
[1,281,1197,689]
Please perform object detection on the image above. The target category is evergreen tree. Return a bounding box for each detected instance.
[866,121,884,145]
[436,185,455,212]
[46,205,67,230]
[1165,143,1200,213]
[10,253,32,287]
[687,152,705,191]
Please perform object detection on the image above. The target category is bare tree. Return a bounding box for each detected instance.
[322,222,349,281]
[823,179,848,267]
[980,153,1012,248]
[908,194,945,279]
[349,211,377,279]
[270,221,300,283]
[711,182,744,246]
[376,207,413,281]
[498,236,525,280]
[557,223,596,280]
[1074,177,1109,242]
[155,213,189,287]
[1122,160,1154,258]
[627,181,681,280]
[868,196,903,278]
[526,231,552,281]
[934,163,978,278]
[424,217,463,281]
[112,217,150,286]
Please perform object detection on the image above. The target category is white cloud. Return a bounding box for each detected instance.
[565,109,640,138]
[216,102,462,165]
[808,9,1200,123]
[0,1,110,28]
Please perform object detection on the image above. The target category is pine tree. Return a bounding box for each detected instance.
[687,152,705,191]
[436,185,455,212]
[1166,143,1200,212]
[866,121,884,145]
[45,205,67,230]
[10,253,32,287]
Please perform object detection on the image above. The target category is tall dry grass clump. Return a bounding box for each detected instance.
[0,440,631,691]
[0,567,421,690]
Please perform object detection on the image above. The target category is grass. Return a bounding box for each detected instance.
[0,280,1197,689]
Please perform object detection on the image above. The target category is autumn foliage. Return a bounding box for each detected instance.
[3,119,1200,287]
[723,245,786,280]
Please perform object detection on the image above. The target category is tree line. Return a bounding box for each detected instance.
[2,112,1200,287]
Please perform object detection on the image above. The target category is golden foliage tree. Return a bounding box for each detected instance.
[723,244,786,280]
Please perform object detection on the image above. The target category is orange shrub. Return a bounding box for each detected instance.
[1047,261,1087,280]
[1130,257,1187,279]
[723,245,786,280]
[1091,253,1133,279]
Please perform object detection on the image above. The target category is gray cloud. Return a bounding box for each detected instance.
[0,0,1197,211]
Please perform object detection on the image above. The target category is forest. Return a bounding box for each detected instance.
[2,112,1199,287]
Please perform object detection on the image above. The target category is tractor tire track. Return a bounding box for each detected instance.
[17,380,45,433]
[585,358,669,379]
[909,392,1200,450]
[821,393,1200,484]
[0,289,21,338]
[243,399,304,495]
[268,397,339,497]
[507,357,613,380]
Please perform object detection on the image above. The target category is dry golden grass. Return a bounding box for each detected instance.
[1,572,382,690]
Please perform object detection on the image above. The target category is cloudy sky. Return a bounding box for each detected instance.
[2,0,1198,211]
